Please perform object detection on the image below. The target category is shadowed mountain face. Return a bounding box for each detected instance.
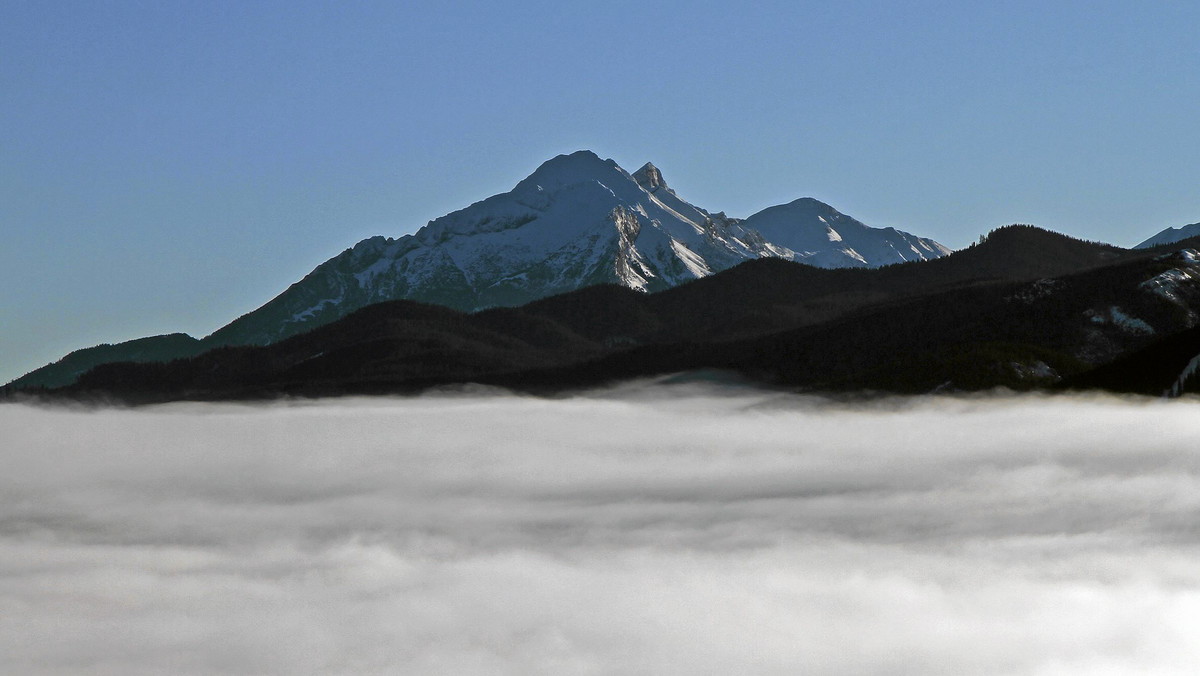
[1064,323,1200,396]
[11,151,952,390]
[38,228,1200,402]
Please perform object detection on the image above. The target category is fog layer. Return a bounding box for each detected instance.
[3,386,1199,674]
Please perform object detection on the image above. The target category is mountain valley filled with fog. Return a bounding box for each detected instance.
[4,384,1198,674]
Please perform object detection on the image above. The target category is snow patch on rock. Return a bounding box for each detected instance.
[1141,252,1200,305]
[1167,353,1200,398]
[1087,306,1155,335]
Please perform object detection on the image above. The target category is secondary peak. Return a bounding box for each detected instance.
[633,162,667,192]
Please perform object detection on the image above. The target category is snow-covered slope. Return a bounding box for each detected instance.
[739,197,952,268]
[1134,223,1200,249]
[208,151,951,346]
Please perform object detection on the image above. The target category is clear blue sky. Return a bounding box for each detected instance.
[4,0,1200,384]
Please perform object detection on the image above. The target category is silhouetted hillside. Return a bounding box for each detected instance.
[507,225,1145,345]
[8,334,205,391]
[42,234,1200,403]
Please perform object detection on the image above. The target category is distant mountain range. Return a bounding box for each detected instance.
[9,151,1200,400]
[10,226,1200,402]
[1135,222,1200,249]
[9,151,950,390]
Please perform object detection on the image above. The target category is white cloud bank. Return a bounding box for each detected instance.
[3,385,1200,675]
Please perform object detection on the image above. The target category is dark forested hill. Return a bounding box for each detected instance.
[6,334,205,391]
[8,224,1132,391]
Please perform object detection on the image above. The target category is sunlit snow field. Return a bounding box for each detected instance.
[4,383,1200,675]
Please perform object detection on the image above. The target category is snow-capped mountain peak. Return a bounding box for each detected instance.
[511,150,625,195]
[738,197,951,268]
[204,151,952,347]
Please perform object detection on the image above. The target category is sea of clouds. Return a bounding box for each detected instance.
[3,382,1200,675]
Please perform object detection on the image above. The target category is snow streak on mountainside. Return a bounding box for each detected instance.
[1135,222,1200,249]
[208,151,951,346]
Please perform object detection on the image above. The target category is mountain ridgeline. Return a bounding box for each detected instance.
[11,151,951,390]
[23,226,1200,402]
[11,152,1200,400]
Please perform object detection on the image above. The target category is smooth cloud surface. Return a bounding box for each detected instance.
[3,385,1200,675]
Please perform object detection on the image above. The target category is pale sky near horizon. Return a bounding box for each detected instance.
[4,0,1200,383]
